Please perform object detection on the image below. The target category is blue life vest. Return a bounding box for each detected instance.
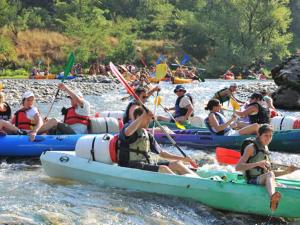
[174,94,194,118]
[204,112,231,135]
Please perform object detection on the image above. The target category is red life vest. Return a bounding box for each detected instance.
[12,109,35,130]
[63,107,90,126]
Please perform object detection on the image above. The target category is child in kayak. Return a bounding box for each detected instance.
[118,106,198,177]
[235,124,297,211]
[213,83,243,105]
[204,99,259,136]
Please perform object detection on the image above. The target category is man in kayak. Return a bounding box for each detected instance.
[123,85,160,125]
[157,85,193,123]
[204,99,259,136]
[260,89,278,117]
[118,106,199,176]
[213,83,243,105]
[39,83,90,134]
[235,124,297,211]
[235,93,270,125]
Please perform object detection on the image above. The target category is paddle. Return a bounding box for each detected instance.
[152,91,159,135]
[109,62,197,168]
[44,52,75,120]
[216,147,300,170]
[229,97,240,111]
[153,96,186,130]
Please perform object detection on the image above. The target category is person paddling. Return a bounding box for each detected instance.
[235,124,297,211]
[204,99,259,136]
[123,85,160,125]
[235,93,270,125]
[39,83,90,134]
[118,106,198,177]
[157,85,194,123]
[213,83,243,105]
[11,91,43,141]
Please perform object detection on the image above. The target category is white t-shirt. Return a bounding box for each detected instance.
[69,100,90,134]
[25,107,39,120]
[179,96,192,108]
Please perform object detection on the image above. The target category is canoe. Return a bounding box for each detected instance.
[56,74,77,80]
[0,134,81,157]
[41,151,300,218]
[149,120,205,130]
[172,77,193,84]
[154,129,300,153]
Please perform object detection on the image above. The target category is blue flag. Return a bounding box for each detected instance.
[180,54,190,65]
[156,54,165,64]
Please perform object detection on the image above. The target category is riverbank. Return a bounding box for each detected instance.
[0,77,277,106]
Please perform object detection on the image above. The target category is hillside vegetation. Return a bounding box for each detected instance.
[0,0,299,76]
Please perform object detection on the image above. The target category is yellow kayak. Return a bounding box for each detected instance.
[172,77,193,84]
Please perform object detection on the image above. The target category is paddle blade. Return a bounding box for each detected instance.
[63,52,75,80]
[154,96,161,106]
[175,121,186,130]
[216,147,241,165]
[156,63,167,79]
[230,97,240,111]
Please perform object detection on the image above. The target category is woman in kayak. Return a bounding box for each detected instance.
[235,124,297,211]
[204,99,259,136]
[118,106,198,177]
[11,91,43,141]
[0,92,11,121]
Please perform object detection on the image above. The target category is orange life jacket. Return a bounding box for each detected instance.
[63,107,90,126]
[12,109,35,130]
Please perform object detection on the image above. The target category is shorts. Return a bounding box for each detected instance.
[224,129,240,136]
[128,161,170,172]
[48,123,76,135]
[247,177,260,185]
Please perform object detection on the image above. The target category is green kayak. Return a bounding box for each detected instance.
[41,151,300,218]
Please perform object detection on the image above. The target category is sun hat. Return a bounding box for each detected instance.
[174,85,186,93]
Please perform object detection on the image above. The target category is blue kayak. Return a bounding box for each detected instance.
[0,134,82,157]
[154,129,300,153]
[56,74,77,80]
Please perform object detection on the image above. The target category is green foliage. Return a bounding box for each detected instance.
[0,36,17,67]
[0,0,298,76]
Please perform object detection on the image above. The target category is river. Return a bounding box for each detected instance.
[1,79,300,224]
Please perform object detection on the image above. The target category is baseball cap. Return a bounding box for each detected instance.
[230,83,237,87]
[22,91,34,99]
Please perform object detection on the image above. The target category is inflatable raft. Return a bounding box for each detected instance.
[154,129,300,153]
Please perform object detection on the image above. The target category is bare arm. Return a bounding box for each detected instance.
[235,105,257,118]
[235,144,270,171]
[58,83,84,107]
[124,110,153,137]
[208,113,235,132]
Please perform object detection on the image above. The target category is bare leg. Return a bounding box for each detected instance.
[168,161,199,177]
[0,120,19,133]
[38,118,58,134]
[158,165,176,174]
[157,115,172,122]
[258,171,276,197]
[238,123,259,135]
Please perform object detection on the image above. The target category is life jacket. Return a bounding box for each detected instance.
[247,102,270,124]
[63,107,90,126]
[0,102,11,121]
[241,138,270,181]
[214,88,230,104]
[204,112,231,135]
[13,108,35,130]
[123,100,139,124]
[174,94,194,118]
[118,128,152,166]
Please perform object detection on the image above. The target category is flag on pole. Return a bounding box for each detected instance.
[156,54,165,64]
[180,54,190,65]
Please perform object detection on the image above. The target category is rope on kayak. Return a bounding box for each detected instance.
[90,136,97,161]
[279,116,285,131]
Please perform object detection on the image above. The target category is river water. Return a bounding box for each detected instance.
[1,79,300,224]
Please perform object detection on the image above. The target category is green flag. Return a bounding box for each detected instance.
[63,52,75,80]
